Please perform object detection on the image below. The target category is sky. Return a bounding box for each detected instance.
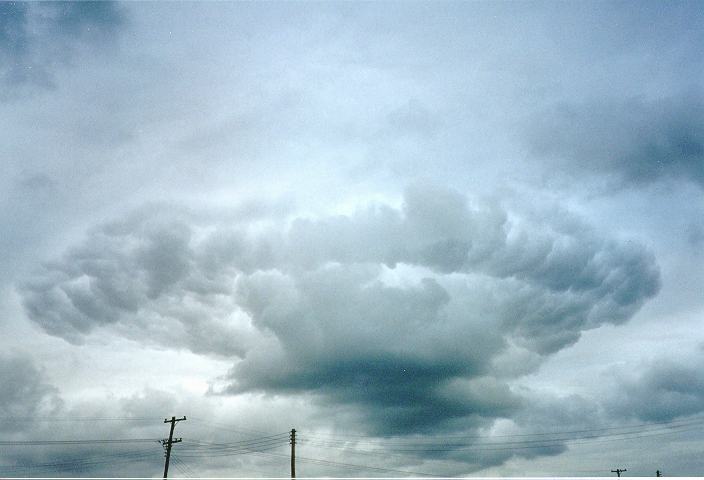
[1,0,703,477]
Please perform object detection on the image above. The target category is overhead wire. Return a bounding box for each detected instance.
[0,438,162,446]
[297,421,703,454]
[173,456,198,478]
[298,416,704,449]
[0,416,156,422]
[170,462,190,478]
[176,444,290,456]
[176,434,291,456]
[172,430,291,456]
[301,412,704,442]
[1,413,702,476]
[180,431,290,447]
[175,443,289,459]
[171,456,196,478]
[0,446,161,474]
[233,450,441,477]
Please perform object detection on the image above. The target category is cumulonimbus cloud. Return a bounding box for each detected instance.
[19,186,660,440]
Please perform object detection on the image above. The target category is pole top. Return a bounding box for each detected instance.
[164,416,187,423]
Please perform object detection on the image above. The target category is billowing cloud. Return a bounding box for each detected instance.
[0,1,125,95]
[20,205,258,357]
[19,186,660,443]
[526,92,704,188]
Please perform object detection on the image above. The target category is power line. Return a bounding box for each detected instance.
[0,447,161,474]
[0,438,160,446]
[177,444,290,456]
[171,457,196,478]
[298,417,704,449]
[181,431,290,447]
[179,440,290,452]
[173,456,198,478]
[298,422,702,454]
[175,443,289,459]
[177,437,291,454]
[237,450,442,477]
[0,416,155,422]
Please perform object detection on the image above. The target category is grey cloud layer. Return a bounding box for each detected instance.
[0,354,61,431]
[526,93,704,188]
[610,355,704,422]
[20,186,660,440]
[0,2,124,95]
[0,380,180,477]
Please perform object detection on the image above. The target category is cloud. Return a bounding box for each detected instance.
[0,1,125,96]
[19,186,660,444]
[525,92,704,189]
[20,205,260,357]
[609,355,704,422]
[0,353,62,431]
[1,2,701,475]
[0,385,177,477]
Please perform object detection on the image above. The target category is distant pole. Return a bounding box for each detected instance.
[162,416,186,479]
[611,468,627,477]
[290,428,296,478]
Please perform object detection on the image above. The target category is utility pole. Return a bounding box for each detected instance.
[611,468,627,477]
[290,428,296,479]
[162,416,186,479]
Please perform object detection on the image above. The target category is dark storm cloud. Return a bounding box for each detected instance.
[0,354,61,431]
[0,1,124,95]
[227,185,658,435]
[526,93,704,188]
[19,186,660,442]
[231,266,514,434]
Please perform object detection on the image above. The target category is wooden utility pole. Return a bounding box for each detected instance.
[162,416,186,479]
[611,468,627,477]
[290,428,296,478]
